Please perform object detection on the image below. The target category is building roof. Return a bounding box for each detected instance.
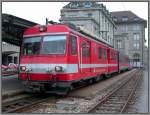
[2,13,38,46]
[111,11,147,27]
[61,1,116,27]
[63,1,100,9]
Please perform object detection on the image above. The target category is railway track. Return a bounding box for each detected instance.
[88,69,143,113]
[2,94,57,113]
[2,69,142,113]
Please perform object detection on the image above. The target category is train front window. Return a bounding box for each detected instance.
[41,35,66,54]
[23,37,41,55]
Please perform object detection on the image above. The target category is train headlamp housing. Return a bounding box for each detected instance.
[39,25,47,32]
[20,66,26,71]
[55,66,63,72]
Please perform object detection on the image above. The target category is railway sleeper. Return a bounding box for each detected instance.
[102,103,123,107]
[96,106,121,111]
[107,97,126,101]
[95,110,118,113]
[106,101,125,104]
[104,101,125,105]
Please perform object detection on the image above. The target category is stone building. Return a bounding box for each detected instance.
[2,42,20,65]
[60,1,116,47]
[111,11,147,67]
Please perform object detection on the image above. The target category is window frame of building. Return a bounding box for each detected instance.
[113,17,117,21]
[134,17,139,21]
[133,25,140,30]
[133,33,140,41]
[133,42,140,49]
[14,56,18,64]
[122,16,128,21]
[122,25,128,32]
[70,2,79,8]
[83,1,92,8]
[116,40,122,49]
[8,56,13,64]
[87,12,92,17]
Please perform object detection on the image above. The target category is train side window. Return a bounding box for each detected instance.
[104,50,107,60]
[94,45,97,54]
[82,43,87,57]
[86,44,90,57]
[98,48,102,59]
[115,52,117,60]
[70,35,77,55]
[82,42,90,57]
[111,51,113,59]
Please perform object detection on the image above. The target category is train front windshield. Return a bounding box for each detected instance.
[22,35,66,55]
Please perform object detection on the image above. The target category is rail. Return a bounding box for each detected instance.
[88,69,143,113]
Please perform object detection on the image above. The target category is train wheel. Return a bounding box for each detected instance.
[105,74,111,78]
[89,79,94,84]
[94,76,101,82]
[99,75,103,81]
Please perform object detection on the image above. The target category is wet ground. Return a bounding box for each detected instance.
[2,74,25,95]
[136,69,148,113]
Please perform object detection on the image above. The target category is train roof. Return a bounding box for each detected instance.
[23,24,117,51]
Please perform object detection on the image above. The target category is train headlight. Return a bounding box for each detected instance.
[55,66,63,72]
[20,66,26,71]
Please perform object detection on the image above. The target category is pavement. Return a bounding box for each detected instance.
[135,69,148,113]
[1,74,25,98]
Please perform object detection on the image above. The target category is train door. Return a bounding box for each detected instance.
[68,34,79,73]
[107,48,111,73]
[80,39,91,73]
[105,48,109,73]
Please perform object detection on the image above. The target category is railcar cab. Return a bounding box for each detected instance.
[19,25,79,82]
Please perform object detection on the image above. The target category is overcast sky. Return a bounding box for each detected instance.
[2,2,148,46]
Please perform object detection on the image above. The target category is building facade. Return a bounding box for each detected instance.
[2,42,20,65]
[60,1,116,47]
[111,11,147,67]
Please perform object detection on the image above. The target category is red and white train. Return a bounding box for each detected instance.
[19,24,130,94]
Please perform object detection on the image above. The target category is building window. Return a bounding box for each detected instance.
[133,43,140,49]
[133,33,140,41]
[14,57,18,64]
[133,53,140,62]
[69,14,76,17]
[116,40,122,49]
[122,25,128,32]
[70,35,77,55]
[122,16,128,21]
[70,2,79,8]
[113,17,117,21]
[83,1,92,8]
[8,56,13,64]
[133,25,140,30]
[134,17,139,21]
[87,13,92,17]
